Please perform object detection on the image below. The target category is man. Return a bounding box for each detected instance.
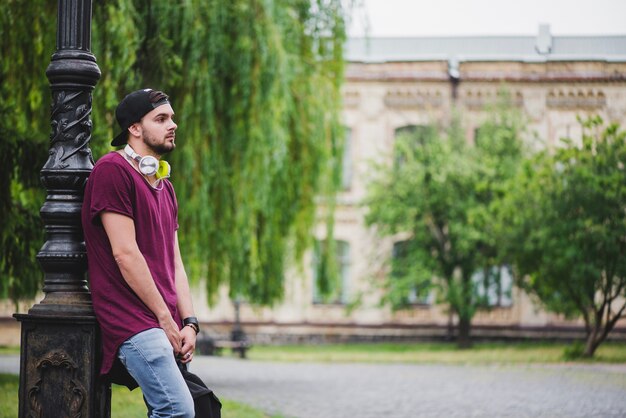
[82,89,198,417]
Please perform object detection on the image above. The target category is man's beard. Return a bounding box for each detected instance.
[143,132,175,156]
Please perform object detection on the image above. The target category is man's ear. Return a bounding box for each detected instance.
[128,123,142,138]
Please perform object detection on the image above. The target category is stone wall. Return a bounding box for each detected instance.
[200,320,626,345]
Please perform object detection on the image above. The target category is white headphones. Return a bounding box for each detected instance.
[124,145,171,179]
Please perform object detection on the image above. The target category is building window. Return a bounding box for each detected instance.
[472,265,513,307]
[394,125,436,168]
[394,125,436,143]
[391,240,433,306]
[473,126,483,146]
[341,127,352,190]
[312,240,350,304]
[394,125,418,142]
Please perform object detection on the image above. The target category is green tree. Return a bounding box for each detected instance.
[364,105,525,347]
[0,1,54,308]
[503,117,626,357]
[1,0,349,307]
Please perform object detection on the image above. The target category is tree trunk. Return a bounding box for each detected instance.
[583,329,602,357]
[583,320,611,357]
[446,310,454,341]
[457,316,472,349]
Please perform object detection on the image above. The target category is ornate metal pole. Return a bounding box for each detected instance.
[231,297,246,342]
[230,296,248,358]
[14,1,110,416]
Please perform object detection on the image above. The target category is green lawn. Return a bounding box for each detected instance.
[0,374,17,418]
[3,341,626,364]
[110,384,281,418]
[247,341,626,364]
[0,346,19,355]
[0,374,280,418]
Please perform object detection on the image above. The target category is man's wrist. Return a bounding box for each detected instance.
[183,316,200,334]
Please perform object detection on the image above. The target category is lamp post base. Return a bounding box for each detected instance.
[14,314,111,418]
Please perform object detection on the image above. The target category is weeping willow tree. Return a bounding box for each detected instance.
[0,1,54,308]
[1,0,349,307]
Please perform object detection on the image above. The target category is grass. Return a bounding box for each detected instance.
[110,384,281,418]
[0,342,626,364]
[0,374,17,418]
[0,346,19,355]
[247,341,626,364]
[0,374,280,418]
[3,341,626,365]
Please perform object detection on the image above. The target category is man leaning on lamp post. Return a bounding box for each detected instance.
[82,88,220,417]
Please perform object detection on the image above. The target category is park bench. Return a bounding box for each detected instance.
[212,340,250,358]
[196,334,250,359]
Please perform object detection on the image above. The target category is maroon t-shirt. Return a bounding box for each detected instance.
[82,152,180,375]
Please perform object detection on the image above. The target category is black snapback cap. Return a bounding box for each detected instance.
[111,88,170,147]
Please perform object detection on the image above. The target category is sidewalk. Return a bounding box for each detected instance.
[2,355,626,417]
[190,357,626,418]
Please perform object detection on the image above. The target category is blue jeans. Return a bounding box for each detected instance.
[118,328,195,418]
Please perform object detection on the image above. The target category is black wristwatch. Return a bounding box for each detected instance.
[183,316,200,334]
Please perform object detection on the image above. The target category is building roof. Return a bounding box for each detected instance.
[346,26,626,63]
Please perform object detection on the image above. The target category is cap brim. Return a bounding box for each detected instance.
[111,130,127,147]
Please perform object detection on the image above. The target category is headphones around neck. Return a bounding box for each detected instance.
[124,145,171,179]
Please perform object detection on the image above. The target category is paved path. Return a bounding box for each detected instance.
[2,355,626,417]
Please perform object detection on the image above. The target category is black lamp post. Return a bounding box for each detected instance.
[231,296,247,343]
[13,0,110,416]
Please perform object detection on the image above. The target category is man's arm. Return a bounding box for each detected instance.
[174,231,197,363]
[101,211,182,355]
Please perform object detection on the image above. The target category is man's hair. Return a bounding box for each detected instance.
[149,90,169,105]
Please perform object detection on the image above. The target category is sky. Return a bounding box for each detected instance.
[348,0,626,37]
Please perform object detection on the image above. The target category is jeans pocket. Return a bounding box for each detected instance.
[117,347,127,367]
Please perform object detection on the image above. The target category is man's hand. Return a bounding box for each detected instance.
[179,325,197,363]
[159,315,183,355]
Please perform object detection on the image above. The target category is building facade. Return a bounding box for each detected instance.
[191,27,626,343]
